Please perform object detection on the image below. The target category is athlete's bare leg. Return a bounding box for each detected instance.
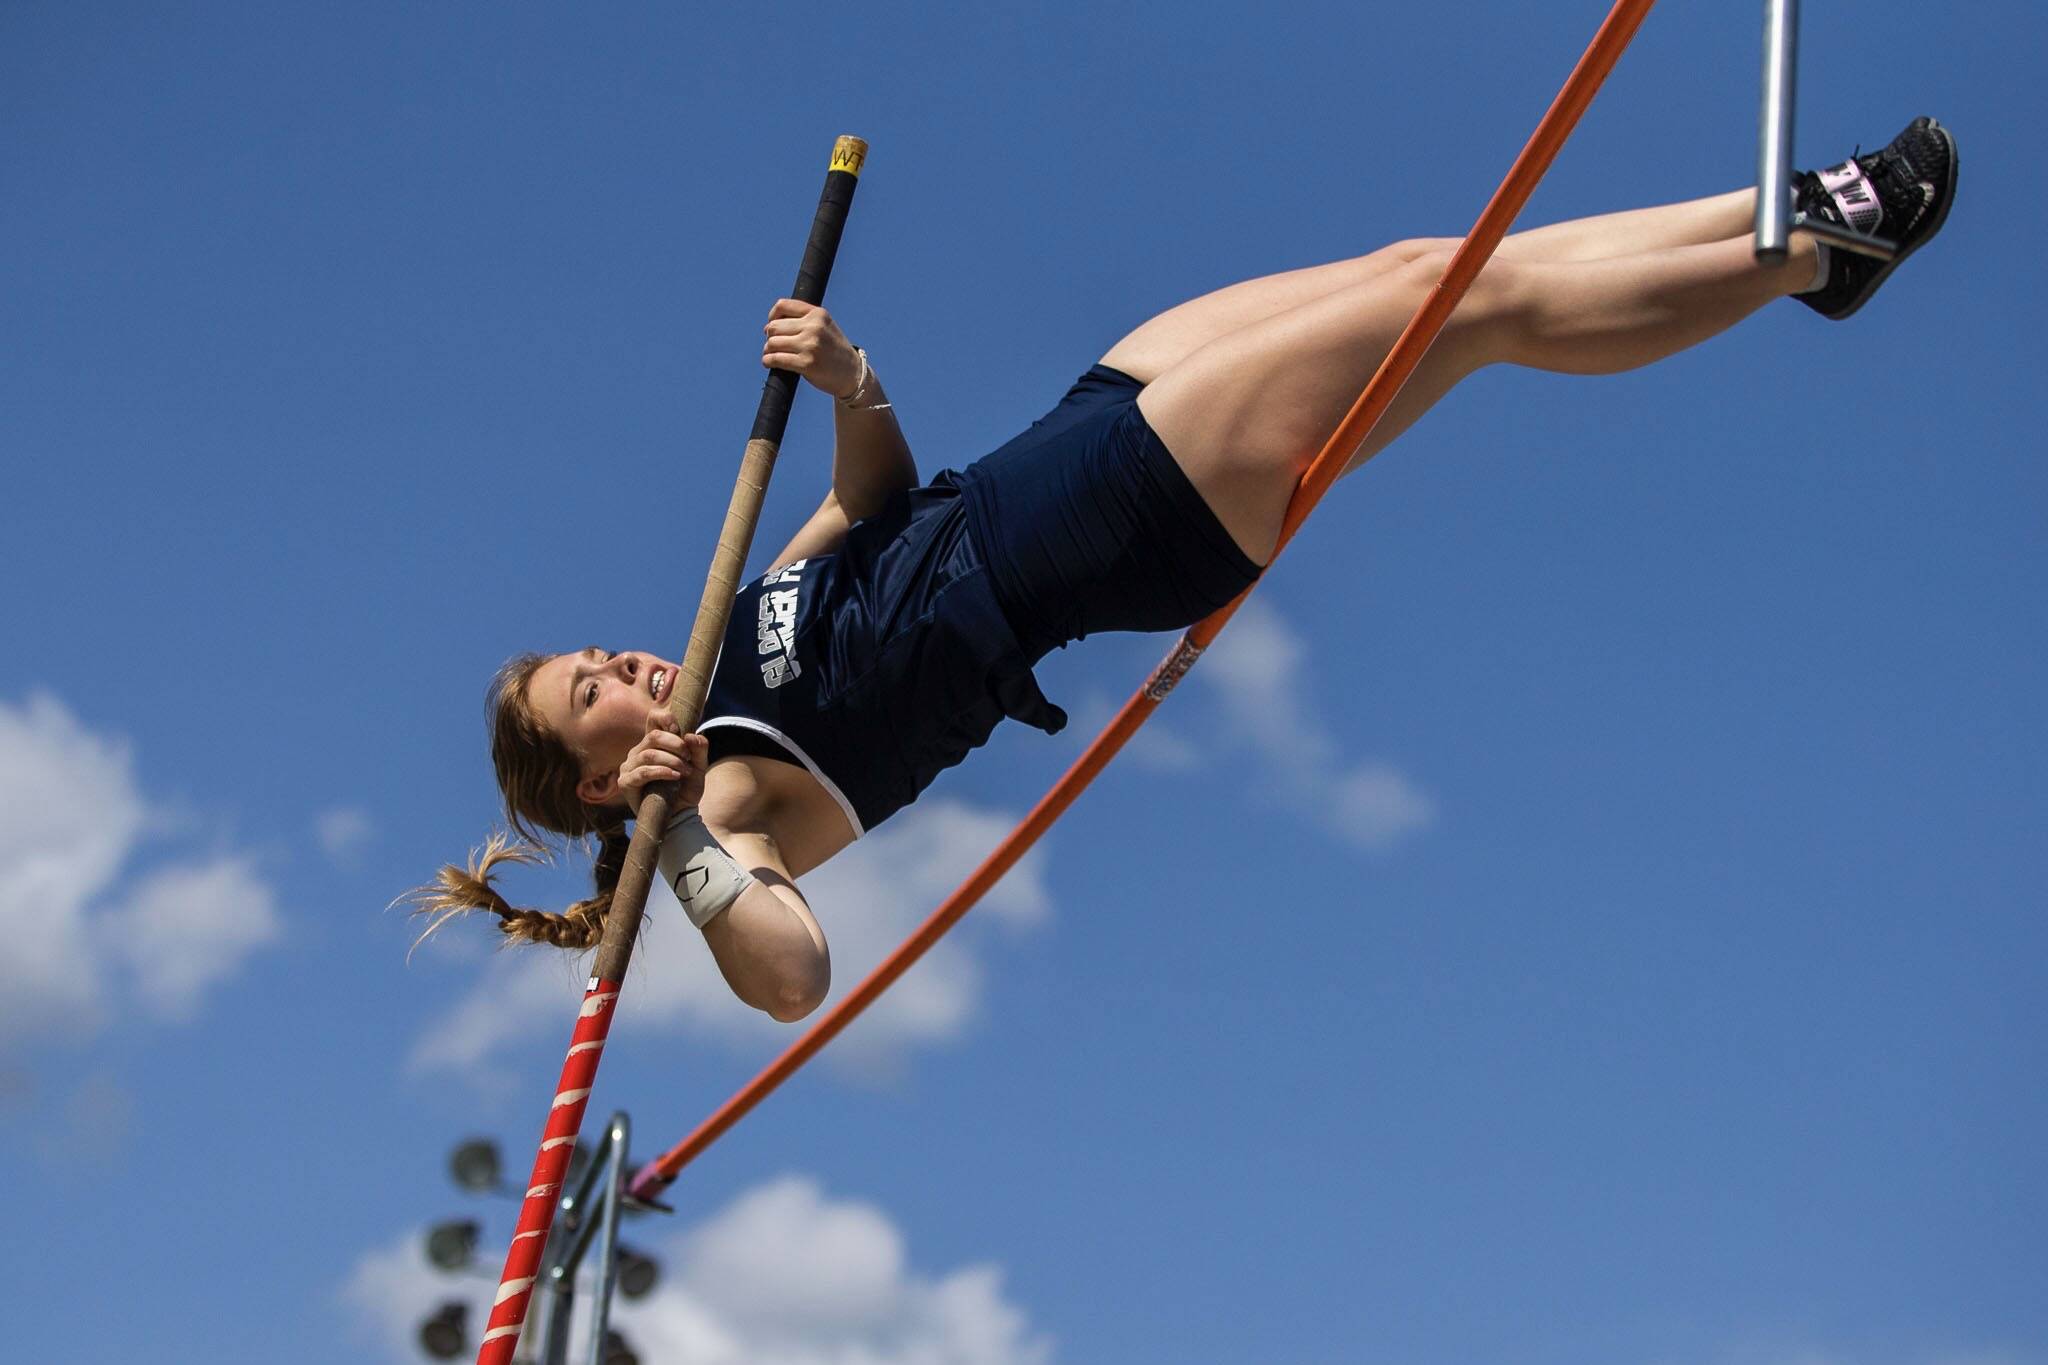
[1100,189,1757,382]
[1136,232,1820,563]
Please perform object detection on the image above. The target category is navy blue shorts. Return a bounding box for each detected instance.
[956,366,1263,661]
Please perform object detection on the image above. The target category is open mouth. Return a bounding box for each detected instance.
[649,667,670,703]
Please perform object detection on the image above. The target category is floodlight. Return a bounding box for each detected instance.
[425,1219,480,1273]
[449,1138,502,1194]
[616,1245,659,1299]
[417,1301,467,1360]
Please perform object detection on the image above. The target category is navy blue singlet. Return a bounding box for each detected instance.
[699,473,1066,837]
[699,366,1260,837]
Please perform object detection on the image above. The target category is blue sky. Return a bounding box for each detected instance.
[2,2,2042,1362]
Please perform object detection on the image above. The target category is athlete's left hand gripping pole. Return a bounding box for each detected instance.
[475,135,867,1365]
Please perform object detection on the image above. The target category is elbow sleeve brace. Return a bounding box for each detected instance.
[656,809,756,929]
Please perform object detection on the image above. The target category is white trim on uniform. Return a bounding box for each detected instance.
[697,715,866,841]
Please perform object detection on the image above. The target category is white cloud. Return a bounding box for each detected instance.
[341,1176,1049,1365]
[0,694,143,1037]
[406,948,589,1094]
[1062,690,1203,774]
[1321,760,1438,852]
[628,1176,1048,1365]
[1197,598,1334,772]
[796,799,1048,1076]
[340,1227,470,1365]
[0,693,283,1043]
[315,806,375,862]
[410,798,1052,1084]
[1197,598,1438,851]
[99,857,282,1019]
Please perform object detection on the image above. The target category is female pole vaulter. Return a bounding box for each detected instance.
[415,118,1957,1023]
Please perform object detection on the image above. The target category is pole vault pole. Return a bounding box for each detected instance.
[474,134,868,1365]
[627,0,1659,1206]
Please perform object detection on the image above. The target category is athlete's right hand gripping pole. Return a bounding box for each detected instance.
[474,134,867,1365]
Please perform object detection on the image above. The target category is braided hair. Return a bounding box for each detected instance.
[408,653,630,952]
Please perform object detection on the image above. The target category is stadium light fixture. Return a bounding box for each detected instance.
[615,1245,659,1300]
[425,1219,481,1273]
[449,1138,503,1194]
[417,1301,467,1360]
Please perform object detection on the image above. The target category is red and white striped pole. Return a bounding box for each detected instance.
[475,134,869,1365]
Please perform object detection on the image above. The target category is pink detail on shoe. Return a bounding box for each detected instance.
[1820,160,1883,234]
[1817,160,1859,192]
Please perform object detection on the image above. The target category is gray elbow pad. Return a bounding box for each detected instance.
[656,810,757,929]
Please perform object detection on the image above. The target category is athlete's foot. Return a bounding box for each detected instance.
[1794,117,1958,321]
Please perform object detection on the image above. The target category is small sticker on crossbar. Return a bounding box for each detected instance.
[1143,636,1205,701]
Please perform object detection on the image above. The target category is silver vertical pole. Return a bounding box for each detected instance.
[1756,0,1799,260]
[515,1113,638,1365]
[582,1114,631,1365]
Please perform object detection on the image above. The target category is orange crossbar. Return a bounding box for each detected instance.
[629,0,1658,1205]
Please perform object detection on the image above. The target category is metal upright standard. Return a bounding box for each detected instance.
[1755,0,1896,262]
[1755,0,1800,259]
[513,1112,636,1365]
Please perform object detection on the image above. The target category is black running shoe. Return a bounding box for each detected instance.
[1795,116,1958,320]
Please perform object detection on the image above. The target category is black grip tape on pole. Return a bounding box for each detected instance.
[751,143,866,443]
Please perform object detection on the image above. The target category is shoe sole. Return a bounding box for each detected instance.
[1825,117,1959,321]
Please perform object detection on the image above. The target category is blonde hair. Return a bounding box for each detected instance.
[408,653,630,952]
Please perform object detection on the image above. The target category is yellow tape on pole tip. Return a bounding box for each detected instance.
[830,136,868,176]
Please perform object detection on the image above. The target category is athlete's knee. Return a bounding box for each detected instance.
[1390,236,1463,263]
[1389,242,1531,311]
[1327,237,1459,288]
[1419,249,1532,364]
[1356,247,1468,333]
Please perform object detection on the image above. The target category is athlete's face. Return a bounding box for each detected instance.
[528,647,682,806]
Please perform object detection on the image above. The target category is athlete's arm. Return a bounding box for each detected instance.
[619,719,831,1022]
[761,299,917,569]
[698,833,830,1023]
[768,490,854,574]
